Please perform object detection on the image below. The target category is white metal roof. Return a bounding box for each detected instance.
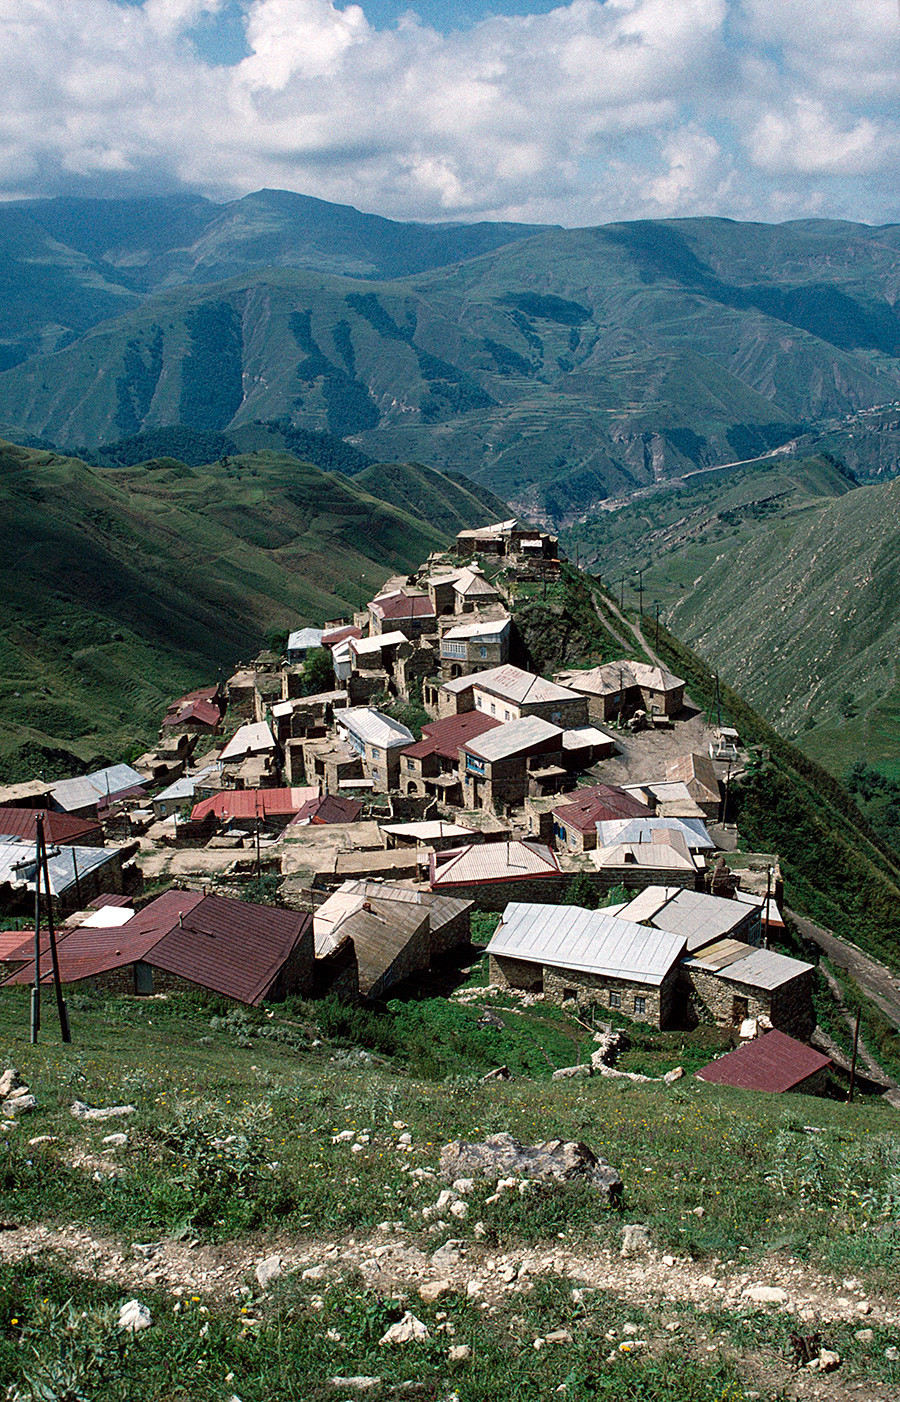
[0,839,119,896]
[286,627,324,652]
[380,821,476,841]
[591,835,696,872]
[80,906,135,928]
[464,715,562,762]
[488,902,687,985]
[443,618,511,640]
[617,886,685,923]
[554,660,684,696]
[685,942,813,990]
[596,816,714,849]
[351,630,408,655]
[337,708,415,749]
[470,664,583,707]
[50,764,145,812]
[623,886,755,952]
[562,726,616,749]
[220,721,276,762]
[154,766,218,804]
[432,840,560,885]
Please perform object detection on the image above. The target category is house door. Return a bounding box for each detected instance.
[731,996,749,1025]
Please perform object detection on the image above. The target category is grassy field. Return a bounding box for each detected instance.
[1,982,899,1399]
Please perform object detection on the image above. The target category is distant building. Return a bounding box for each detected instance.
[399,711,501,803]
[335,708,416,792]
[554,661,685,723]
[438,664,587,729]
[49,764,147,821]
[665,754,721,819]
[285,627,325,664]
[551,783,653,853]
[439,617,511,680]
[455,521,559,560]
[460,716,567,812]
[430,839,562,911]
[368,591,436,640]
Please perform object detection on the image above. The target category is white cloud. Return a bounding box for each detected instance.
[0,0,898,222]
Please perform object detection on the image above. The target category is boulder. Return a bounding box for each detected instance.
[2,1092,36,1116]
[663,1066,684,1084]
[479,1066,511,1082]
[419,1279,453,1305]
[71,1101,136,1121]
[742,1285,788,1305]
[255,1255,283,1289]
[379,1312,429,1345]
[551,1064,591,1080]
[0,1069,22,1099]
[620,1224,651,1257]
[439,1133,622,1203]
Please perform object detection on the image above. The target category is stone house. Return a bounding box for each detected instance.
[335,708,416,792]
[455,521,559,560]
[429,840,562,912]
[683,941,815,1039]
[460,716,567,813]
[368,591,436,641]
[437,664,587,729]
[398,711,501,803]
[696,1030,831,1095]
[665,754,721,820]
[590,831,702,892]
[487,901,687,1027]
[439,616,511,680]
[554,661,685,723]
[550,784,654,853]
[617,885,763,951]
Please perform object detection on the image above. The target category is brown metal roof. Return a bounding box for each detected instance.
[371,593,435,621]
[147,894,311,1006]
[292,795,363,825]
[419,711,501,761]
[553,784,653,833]
[0,808,103,845]
[695,1030,831,1093]
[191,787,317,822]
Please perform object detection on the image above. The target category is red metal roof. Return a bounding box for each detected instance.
[147,895,311,1006]
[162,699,223,729]
[88,893,133,909]
[695,1030,831,1093]
[419,711,501,761]
[0,808,103,845]
[553,784,653,833]
[191,788,314,823]
[322,624,363,647]
[371,593,435,621]
[291,794,363,825]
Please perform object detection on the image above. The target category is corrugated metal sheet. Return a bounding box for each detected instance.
[219,722,276,762]
[696,1030,830,1093]
[371,593,435,621]
[380,821,475,841]
[191,787,317,823]
[420,712,500,760]
[592,836,696,871]
[686,943,813,991]
[50,764,146,813]
[643,889,754,952]
[443,618,509,640]
[148,895,310,1006]
[617,886,682,923]
[553,784,652,833]
[432,840,560,886]
[470,664,583,707]
[555,661,683,696]
[338,709,415,749]
[0,838,119,897]
[292,795,363,825]
[463,715,561,762]
[351,630,409,655]
[0,808,102,845]
[154,767,218,805]
[286,627,324,652]
[487,902,687,985]
[666,753,720,802]
[596,817,714,850]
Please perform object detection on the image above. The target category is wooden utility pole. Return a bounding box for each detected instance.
[762,863,772,950]
[848,1007,861,1102]
[637,568,644,618]
[31,813,71,1044]
[654,601,661,650]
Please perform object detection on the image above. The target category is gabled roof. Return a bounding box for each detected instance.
[457,519,518,540]
[380,820,476,842]
[291,794,363,825]
[454,570,502,598]
[220,721,276,762]
[666,753,720,802]
[552,783,653,833]
[468,664,583,707]
[161,697,223,729]
[619,886,756,953]
[337,708,415,749]
[592,831,696,872]
[154,767,218,805]
[442,617,511,640]
[696,1030,830,1093]
[0,808,102,845]
[431,840,560,887]
[463,715,562,763]
[488,902,687,986]
[0,838,120,897]
[350,630,409,655]
[370,592,435,621]
[286,627,324,652]
[555,660,684,696]
[190,786,318,823]
[596,816,714,850]
[322,624,363,648]
[417,712,501,761]
[50,764,146,813]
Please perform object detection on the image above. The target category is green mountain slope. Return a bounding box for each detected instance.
[8,211,900,523]
[596,466,900,778]
[0,441,498,782]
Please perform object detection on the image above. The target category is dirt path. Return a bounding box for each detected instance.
[787,911,900,1033]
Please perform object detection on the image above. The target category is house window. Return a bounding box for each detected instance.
[504,709,511,721]
[609,990,621,1009]
[441,641,466,658]
[634,996,646,1016]
[480,645,487,658]
[406,757,415,769]
[551,711,561,724]
[562,987,578,1002]
[490,703,496,715]
[466,755,486,775]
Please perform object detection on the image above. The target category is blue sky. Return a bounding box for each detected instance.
[5,2,900,227]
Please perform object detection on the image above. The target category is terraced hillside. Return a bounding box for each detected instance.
[0,441,499,782]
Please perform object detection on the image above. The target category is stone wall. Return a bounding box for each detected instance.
[490,953,678,1028]
[685,966,776,1032]
[367,915,432,999]
[434,874,564,912]
[429,903,472,958]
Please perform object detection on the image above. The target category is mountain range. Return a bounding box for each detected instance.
[5,193,900,523]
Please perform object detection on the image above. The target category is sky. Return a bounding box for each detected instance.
[2,0,900,226]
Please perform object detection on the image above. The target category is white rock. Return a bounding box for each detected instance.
[419,1279,453,1305]
[70,1101,135,1121]
[302,1265,325,1281]
[379,1312,429,1346]
[255,1255,283,1289]
[854,1329,874,1343]
[118,1299,152,1332]
[28,1136,57,1147]
[465,1280,483,1299]
[332,1130,355,1142]
[809,1349,840,1373]
[449,1200,468,1220]
[102,1133,128,1147]
[328,1378,381,1391]
[545,1330,573,1344]
[451,1178,475,1195]
[620,1224,650,1257]
[661,1255,676,1267]
[436,1189,456,1211]
[741,1285,788,1305]
[2,1094,36,1115]
[618,1340,647,1353]
[856,1301,872,1315]
[884,1346,899,1362]
[448,1344,471,1362]
[664,1066,685,1084]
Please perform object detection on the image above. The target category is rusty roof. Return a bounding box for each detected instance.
[161,699,223,729]
[418,711,501,761]
[147,895,311,1006]
[191,787,317,822]
[371,592,435,621]
[292,794,363,825]
[695,1030,831,1093]
[0,808,103,845]
[553,784,653,833]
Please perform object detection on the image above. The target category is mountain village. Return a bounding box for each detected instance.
[0,519,840,1101]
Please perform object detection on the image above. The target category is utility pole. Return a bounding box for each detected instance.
[619,576,625,611]
[636,568,644,618]
[715,672,722,728]
[31,813,71,1044]
[848,1007,861,1102]
[762,863,772,949]
[720,760,732,826]
[654,601,661,650]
